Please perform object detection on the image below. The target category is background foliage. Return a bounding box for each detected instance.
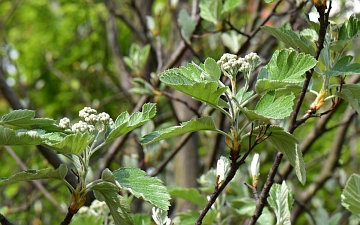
[0,0,360,224]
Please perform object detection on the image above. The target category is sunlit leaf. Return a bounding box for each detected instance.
[338,14,360,41]
[335,89,360,114]
[0,110,61,132]
[105,103,156,143]
[341,174,360,216]
[0,126,47,145]
[113,167,171,210]
[43,132,93,156]
[159,66,227,106]
[140,117,218,145]
[204,58,221,81]
[267,181,293,225]
[255,91,295,119]
[256,49,317,93]
[167,186,207,207]
[261,27,315,54]
[90,181,134,225]
[222,0,242,14]
[199,0,222,25]
[325,56,360,76]
[0,110,35,125]
[242,126,306,184]
[0,164,68,185]
[178,9,195,43]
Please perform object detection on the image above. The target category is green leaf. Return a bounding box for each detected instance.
[140,117,218,145]
[264,0,280,2]
[178,9,195,43]
[236,87,253,104]
[167,186,207,207]
[261,27,315,54]
[124,44,151,74]
[325,56,360,76]
[204,58,221,81]
[254,91,295,119]
[113,167,171,210]
[0,110,35,125]
[267,49,317,82]
[71,214,103,225]
[199,0,222,24]
[341,174,360,216]
[256,49,317,93]
[335,89,360,114]
[90,181,134,225]
[0,164,68,185]
[130,78,154,96]
[222,0,241,14]
[105,103,157,143]
[43,132,93,156]
[0,126,44,145]
[221,31,242,53]
[160,67,227,106]
[338,14,360,41]
[342,84,360,100]
[132,214,151,225]
[267,181,294,225]
[0,110,61,132]
[242,126,306,184]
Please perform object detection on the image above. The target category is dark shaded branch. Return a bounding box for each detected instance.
[60,206,77,225]
[0,68,23,110]
[0,214,14,225]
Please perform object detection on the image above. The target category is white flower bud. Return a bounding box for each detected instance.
[216,156,230,187]
[251,153,260,188]
[59,117,71,129]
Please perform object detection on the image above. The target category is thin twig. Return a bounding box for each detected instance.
[195,124,270,225]
[162,91,201,118]
[4,146,67,214]
[237,1,282,56]
[149,132,194,177]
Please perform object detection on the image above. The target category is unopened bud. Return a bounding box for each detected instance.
[251,153,260,188]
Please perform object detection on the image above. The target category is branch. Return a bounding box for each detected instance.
[237,1,282,56]
[4,146,67,214]
[290,106,356,223]
[105,10,132,95]
[0,66,78,188]
[0,214,14,225]
[161,0,201,71]
[149,132,194,177]
[196,124,271,225]
[248,2,332,224]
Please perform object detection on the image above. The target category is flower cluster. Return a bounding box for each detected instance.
[217,52,261,79]
[217,53,244,78]
[245,52,261,73]
[78,200,112,220]
[58,107,114,133]
[71,121,95,133]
